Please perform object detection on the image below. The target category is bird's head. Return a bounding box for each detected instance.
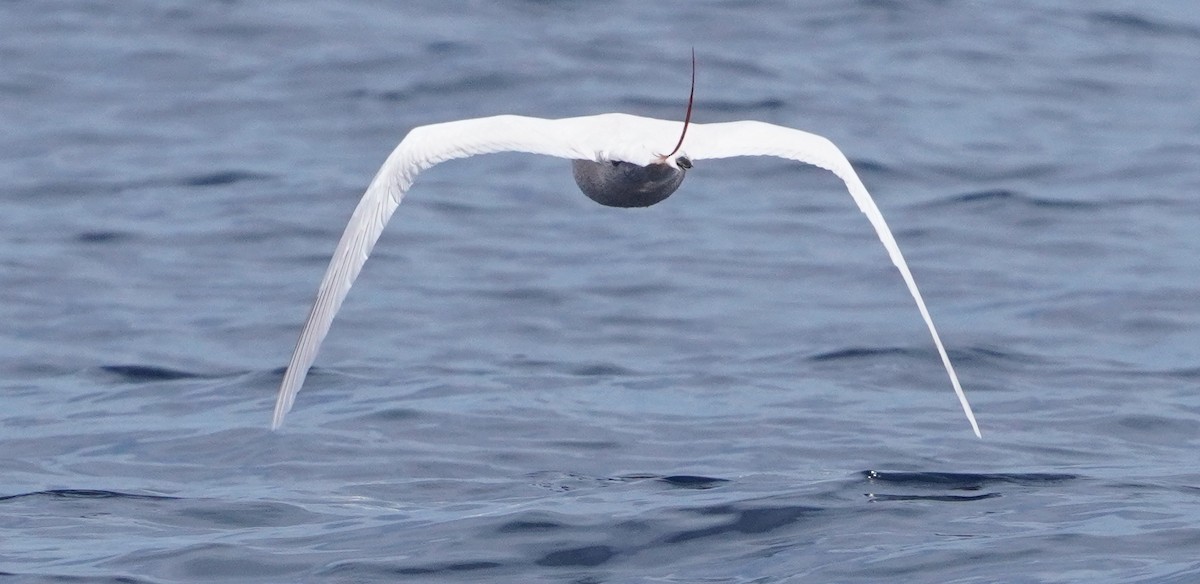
[572,48,695,208]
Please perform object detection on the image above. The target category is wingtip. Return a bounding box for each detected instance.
[955,387,983,439]
[270,389,291,431]
[270,398,289,431]
[960,395,982,438]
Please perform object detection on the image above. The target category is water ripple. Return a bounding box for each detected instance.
[99,365,207,382]
[0,489,178,502]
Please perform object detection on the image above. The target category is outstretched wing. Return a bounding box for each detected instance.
[272,114,685,429]
[683,121,982,438]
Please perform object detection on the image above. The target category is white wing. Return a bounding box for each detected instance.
[273,113,981,438]
[272,114,686,429]
[684,121,982,438]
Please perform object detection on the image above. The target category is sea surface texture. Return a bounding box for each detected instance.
[3,1,1200,582]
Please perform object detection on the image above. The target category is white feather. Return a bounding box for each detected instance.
[271,113,981,438]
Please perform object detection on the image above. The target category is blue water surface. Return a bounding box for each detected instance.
[3,1,1200,582]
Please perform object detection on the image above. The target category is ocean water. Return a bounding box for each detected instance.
[3,1,1200,582]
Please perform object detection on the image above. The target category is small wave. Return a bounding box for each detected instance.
[75,230,135,244]
[367,72,520,103]
[849,158,901,177]
[476,286,567,306]
[664,504,824,544]
[808,346,916,363]
[535,545,616,567]
[323,560,507,579]
[568,362,635,377]
[658,475,730,489]
[582,282,677,299]
[623,96,787,114]
[0,489,177,502]
[616,473,730,489]
[179,170,269,187]
[424,40,476,56]
[932,188,1100,210]
[528,471,730,492]
[347,87,412,102]
[866,492,1001,502]
[861,471,1078,504]
[1088,11,1200,39]
[100,364,204,382]
[863,470,1078,489]
[495,516,568,533]
[952,345,1052,370]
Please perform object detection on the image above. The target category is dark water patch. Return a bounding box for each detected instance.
[171,499,320,529]
[927,162,1064,182]
[658,475,730,489]
[664,504,825,544]
[808,346,916,363]
[954,188,1020,203]
[614,472,658,481]
[861,471,1078,505]
[424,40,477,56]
[806,344,1032,369]
[100,364,204,382]
[476,286,567,306]
[1108,414,1200,445]
[1117,414,1182,432]
[582,281,677,299]
[607,473,730,489]
[546,439,622,451]
[695,97,788,113]
[930,188,1101,210]
[179,170,268,188]
[363,407,423,423]
[19,172,271,200]
[952,345,1052,369]
[866,492,1001,502]
[113,542,299,580]
[396,561,508,576]
[324,559,508,578]
[535,545,616,567]
[347,87,413,102]
[424,198,491,216]
[495,356,637,377]
[75,230,135,244]
[528,471,617,492]
[849,158,902,178]
[13,179,128,199]
[623,96,787,113]
[0,573,160,583]
[0,489,178,502]
[1161,366,1200,380]
[417,72,520,95]
[528,471,731,493]
[369,72,522,104]
[1088,10,1200,39]
[863,470,1078,490]
[568,362,634,376]
[495,516,569,533]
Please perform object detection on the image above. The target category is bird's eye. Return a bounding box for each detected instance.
[676,155,692,169]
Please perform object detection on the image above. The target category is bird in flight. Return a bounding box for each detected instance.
[271,54,982,438]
